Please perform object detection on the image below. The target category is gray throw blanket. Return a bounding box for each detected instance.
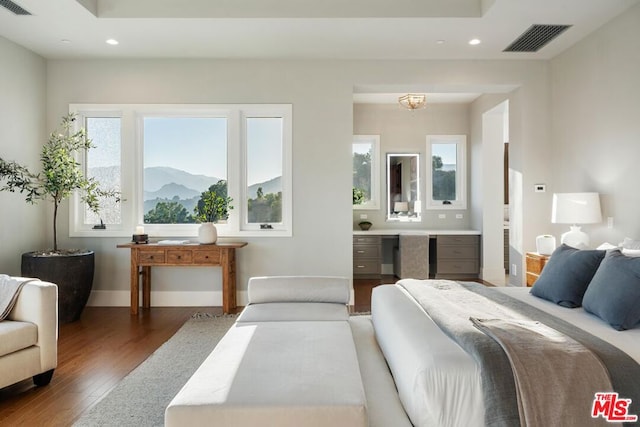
[471,317,617,427]
[0,275,30,320]
[397,279,640,427]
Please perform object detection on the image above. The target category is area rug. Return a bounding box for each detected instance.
[73,313,237,427]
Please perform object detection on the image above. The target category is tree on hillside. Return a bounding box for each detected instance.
[144,201,194,223]
[432,155,443,171]
[353,150,372,200]
[432,155,456,201]
[248,187,282,223]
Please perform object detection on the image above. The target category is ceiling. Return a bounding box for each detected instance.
[0,0,637,105]
[0,0,637,61]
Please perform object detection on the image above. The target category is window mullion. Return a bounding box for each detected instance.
[227,109,242,233]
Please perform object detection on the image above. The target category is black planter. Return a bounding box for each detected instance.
[21,251,95,324]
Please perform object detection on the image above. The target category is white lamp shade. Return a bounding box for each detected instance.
[551,192,602,249]
[551,192,602,224]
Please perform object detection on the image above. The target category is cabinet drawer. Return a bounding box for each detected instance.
[437,245,478,259]
[437,260,478,274]
[353,260,380,275]
[437,235,479,246]
[353,236,381,245]
[138,251,165,264]
[526,272,540,287]
[353,245,380,259]
[193,250,220,264]
[526,256,546,275]
[167,250,193,264]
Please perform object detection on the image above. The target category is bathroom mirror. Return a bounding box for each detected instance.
[386,153,421,222]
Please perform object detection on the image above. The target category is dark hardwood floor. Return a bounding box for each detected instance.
[0,306,233,426]
[352,275,397,312]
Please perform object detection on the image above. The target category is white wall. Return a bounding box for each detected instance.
[45,60,354,305]
[353,102,470,230]
[0,37,47,274]
[550,3,640,246]
[41,58,550,303]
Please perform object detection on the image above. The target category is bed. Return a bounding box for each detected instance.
[371,245,640,427]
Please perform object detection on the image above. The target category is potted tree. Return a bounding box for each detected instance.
[193,180,233,244]
[0,113,120,323]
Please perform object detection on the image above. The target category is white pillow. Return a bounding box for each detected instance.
[622,248,640,257]
[621,238,640,250]
[596,242,619,250]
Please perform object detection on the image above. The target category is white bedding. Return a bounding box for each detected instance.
[372,283,640,427]
[372,285,484,427]
[497,286,640,363]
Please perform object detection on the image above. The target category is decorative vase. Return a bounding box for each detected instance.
[21,251,95,324]
[536,235,556,255]
[198,222,218,244]
[358,221,372,231]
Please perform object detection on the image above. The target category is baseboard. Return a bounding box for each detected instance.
[87,290,250,307]
[481,267,507,286]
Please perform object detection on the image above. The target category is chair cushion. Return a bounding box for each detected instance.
[0,320,38,357]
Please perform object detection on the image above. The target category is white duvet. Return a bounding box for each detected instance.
[371,284,640,427]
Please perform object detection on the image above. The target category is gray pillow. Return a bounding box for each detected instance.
[582,250,640,330]
[530,244,605,308]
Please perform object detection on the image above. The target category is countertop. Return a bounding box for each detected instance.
[353,229,480,236]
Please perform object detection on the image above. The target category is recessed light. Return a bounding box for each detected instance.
[106,39,119,45]
[436,40,445,45]
[469,38,481,46]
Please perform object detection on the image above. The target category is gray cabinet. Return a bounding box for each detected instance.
[435,235,480,279]
[353,235,381,277]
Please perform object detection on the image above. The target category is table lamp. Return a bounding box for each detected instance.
[551,192,602,248]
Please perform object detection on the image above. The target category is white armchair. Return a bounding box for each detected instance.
[0,278,58,389]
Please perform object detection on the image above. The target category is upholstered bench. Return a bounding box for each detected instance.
[165,276,368,427]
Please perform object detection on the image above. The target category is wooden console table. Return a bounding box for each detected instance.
[117,242,247,315]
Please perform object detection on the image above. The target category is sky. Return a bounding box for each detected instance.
[432,142,457,166]
[144,117,227,178]
[87,116,283,186]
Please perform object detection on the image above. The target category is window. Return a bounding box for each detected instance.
[426,135,467,210]
[70,111,128,236]
[244,115,291,231]
[84,116,122,226]
[70,104,292,237]
[352,135,380,210]
[141,116,227,226]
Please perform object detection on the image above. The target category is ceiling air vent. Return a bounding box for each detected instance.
[0,0,31,15]
[503,24,571,53]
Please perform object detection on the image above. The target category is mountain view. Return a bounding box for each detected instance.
[88,165,282,219]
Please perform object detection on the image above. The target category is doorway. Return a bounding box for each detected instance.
[481,100,509,285]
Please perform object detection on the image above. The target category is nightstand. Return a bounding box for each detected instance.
[525,252,550,287]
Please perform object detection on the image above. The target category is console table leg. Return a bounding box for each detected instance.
[221,249,237,314]
[142,266,151,309]
[130,260,139,315]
